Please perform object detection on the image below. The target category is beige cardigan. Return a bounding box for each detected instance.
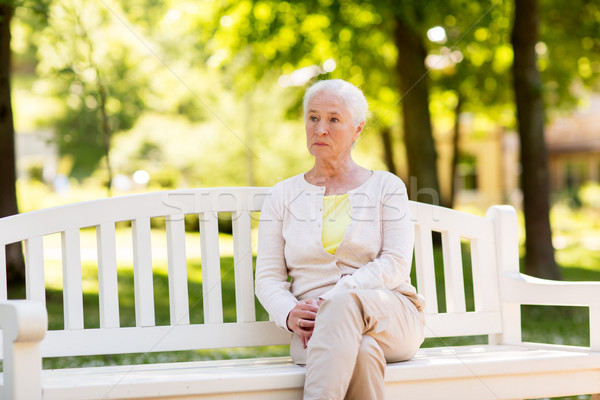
[255,170,425,331]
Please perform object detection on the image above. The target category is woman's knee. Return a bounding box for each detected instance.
[312,291,364,337]
[318,290,361,318]
[356,335,385,368]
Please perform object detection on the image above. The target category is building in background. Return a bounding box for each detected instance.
[546,95,600,192]
[438,94,600,209]
[15,130,58,185]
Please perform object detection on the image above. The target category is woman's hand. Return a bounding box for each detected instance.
[287,299,320,348]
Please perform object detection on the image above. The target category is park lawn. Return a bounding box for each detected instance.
[5,230,599,400]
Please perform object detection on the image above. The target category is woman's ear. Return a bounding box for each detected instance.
[354,120,365,139]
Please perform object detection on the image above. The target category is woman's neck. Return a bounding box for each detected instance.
[305,157,371,195]
[308,158,357,183]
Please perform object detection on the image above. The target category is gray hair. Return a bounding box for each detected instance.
[303,79,369,128]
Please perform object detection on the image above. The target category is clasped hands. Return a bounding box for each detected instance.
[286,298,324,349]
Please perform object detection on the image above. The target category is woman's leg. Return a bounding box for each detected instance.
[302,289,424,400]
[344,334,386,400]
[303,291,364,400]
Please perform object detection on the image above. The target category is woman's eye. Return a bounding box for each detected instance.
[331,118,339,122]
[310,116,318,122]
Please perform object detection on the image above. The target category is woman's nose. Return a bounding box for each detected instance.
[316,121,327,135]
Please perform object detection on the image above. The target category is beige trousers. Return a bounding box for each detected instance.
[290,289,425,400]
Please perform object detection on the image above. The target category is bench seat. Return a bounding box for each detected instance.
[37,344,600,400]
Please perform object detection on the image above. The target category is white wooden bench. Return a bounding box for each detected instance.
[0,187,598,400]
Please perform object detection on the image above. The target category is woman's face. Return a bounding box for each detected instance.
[305,91,364,161]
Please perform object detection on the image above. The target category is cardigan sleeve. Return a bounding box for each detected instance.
[255,186,298,332]
[319,180,415,300]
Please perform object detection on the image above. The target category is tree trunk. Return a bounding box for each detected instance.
[512,0,561,279]
[380,126,397,176]
[0,3,25,286]
[393,16,441,206]
[449,94,463,209]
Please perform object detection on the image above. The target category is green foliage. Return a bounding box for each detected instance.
[52,105,105,180]
[427,0,517,129]
[541,0,600,110]
[11,1,50,73]
[33,0,149,179]
[11,0,600,188]
[206,0,399,122]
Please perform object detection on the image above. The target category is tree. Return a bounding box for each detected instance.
[425,0,597,277]
[36,0,149,189]
[0,0,50,285]
[512,0,560,279]
[425,1,515,207]
[0,1,25,284]
[539,0,600,111]
[392,6,440,204]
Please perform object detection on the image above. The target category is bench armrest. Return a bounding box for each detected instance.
[502,272,600,351]
[0,301,47,400]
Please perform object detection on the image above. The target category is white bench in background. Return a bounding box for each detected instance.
[0,187,598,400]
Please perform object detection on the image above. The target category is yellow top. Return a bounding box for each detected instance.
[321,194,352,254]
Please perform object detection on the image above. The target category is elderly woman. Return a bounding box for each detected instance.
[255,79,425,400]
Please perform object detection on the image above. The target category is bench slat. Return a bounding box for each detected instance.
[471,228,500,313]
[424,311,502,338]
[441,231,466,313]
[39,321,291,357]
[96,223,120,328]
[0,188,271,245]
[232,210,256,323]
[414,224,438,314]
[25,237,45,305]
[0,245,6,300]
[412,203,489,240]
[166,215,190,325]
[132,217,156,327]
[199,211,223,324]
[61,229,84,329]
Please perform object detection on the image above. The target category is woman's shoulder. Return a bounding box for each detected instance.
[270,173,305,190]
[369,170,408,191]
[266,173,310,199]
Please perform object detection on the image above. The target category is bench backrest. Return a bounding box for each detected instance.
[0,188,502,359]
[411,202,501,339]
